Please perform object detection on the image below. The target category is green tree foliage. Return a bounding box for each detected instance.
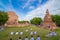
[30,17,42,25]
[51,15,60,26]
[0,11,8,26]
[18,20,29,23]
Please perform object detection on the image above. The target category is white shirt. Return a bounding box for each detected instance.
[52,32,57,36]
[30,37,34,40]
[36,37,40,40]
[49,33,53,36]
[18,39,22,40]
[25,38,28,40]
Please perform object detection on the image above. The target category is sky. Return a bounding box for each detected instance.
[0,0,60,21]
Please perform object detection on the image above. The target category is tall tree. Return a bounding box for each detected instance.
[30,17,42,25]
[51,15,60,26]
[0,11,8,27]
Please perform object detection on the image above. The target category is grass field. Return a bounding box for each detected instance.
[0,26,60,40]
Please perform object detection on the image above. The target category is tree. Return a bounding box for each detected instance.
[51,15,60,26]
[18,20,29,23]
[0,11,8,27]
[30,17,42,25]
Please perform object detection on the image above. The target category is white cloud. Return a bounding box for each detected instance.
[0,0,14,11]
[0,0,19,14]
[29,6,35,10]
[22,0,37,9]
[22,0,31,9]
[21,0,60,21]
[0,0,60,21]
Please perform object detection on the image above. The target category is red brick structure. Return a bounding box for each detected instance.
[5,11,30,27]
[40,9,56,30]
[6,11,18,25]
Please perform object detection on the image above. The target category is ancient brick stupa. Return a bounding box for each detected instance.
[6,11,18,25]
[40,9,56,30]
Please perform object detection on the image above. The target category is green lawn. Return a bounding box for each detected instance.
[0,26,60,40]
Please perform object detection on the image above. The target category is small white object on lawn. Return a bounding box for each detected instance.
[20,32,23,35]
[15,32,19,35]
[10,32,14,35]
[30,32,33,35]
[34,31,37,35]
[25,29,28,32]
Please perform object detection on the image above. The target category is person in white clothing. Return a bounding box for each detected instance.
[52,32,57,36]
[25,36,28,40]
[18,37,22,40]
[36,35,40,40]
[30,36,34,40]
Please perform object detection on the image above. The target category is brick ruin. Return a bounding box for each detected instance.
[6,11,30,27]
[6,10,56,28]
[40,9,56,30]
[6,11,18,25]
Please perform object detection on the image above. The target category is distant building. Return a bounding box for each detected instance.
[6,11,18,25]
[40,9,56,30]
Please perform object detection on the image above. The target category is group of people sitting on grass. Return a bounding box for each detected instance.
[46,31,57,36]
[10,35,40,40]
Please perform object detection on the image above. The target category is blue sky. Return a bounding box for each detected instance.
[0,0,60,21]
